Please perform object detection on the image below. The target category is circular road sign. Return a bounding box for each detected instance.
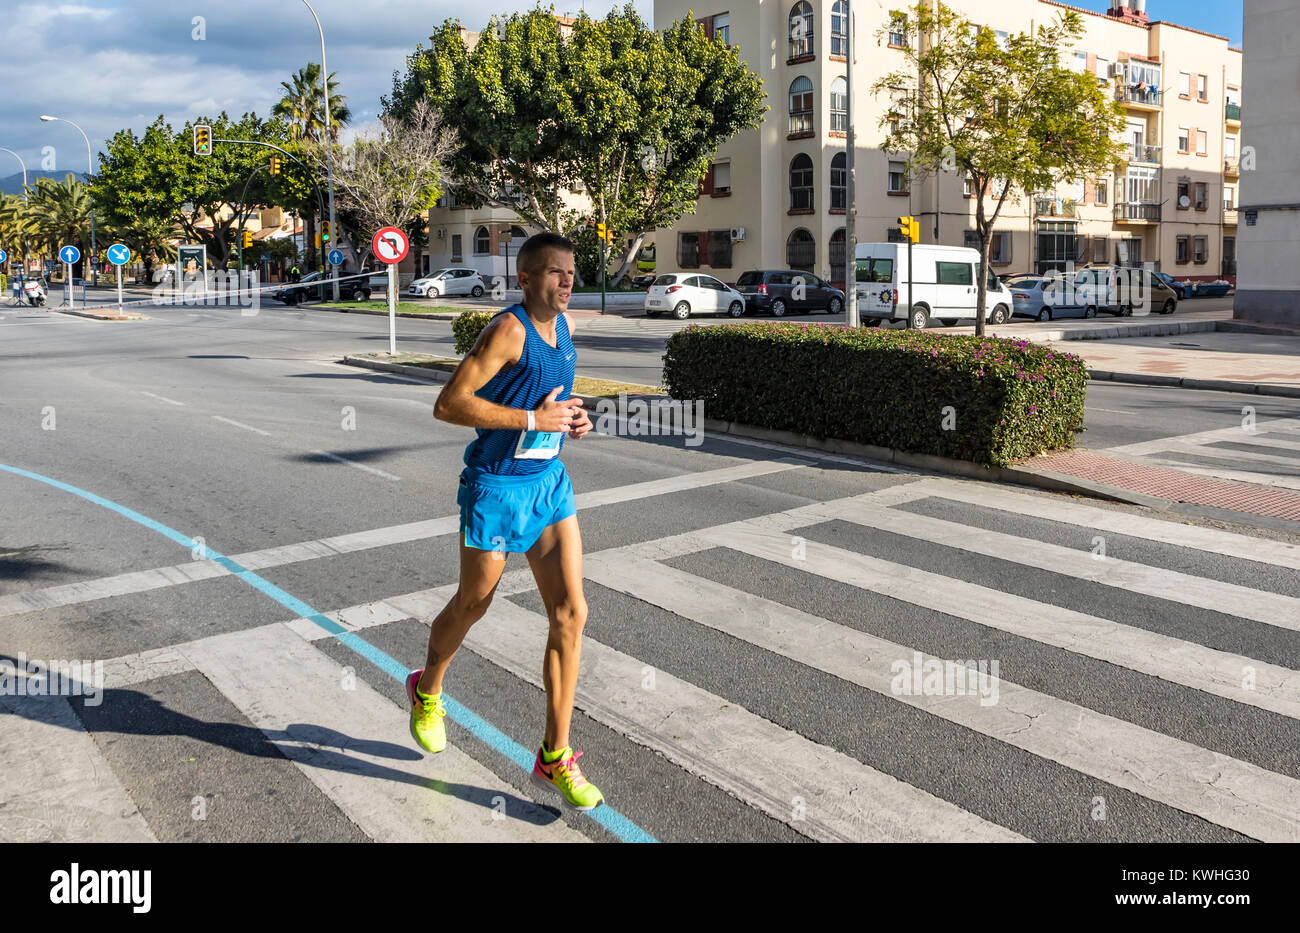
[60,244,81,265]
[372,227,409,265]
[107,243,131,266]
[0,248,7,264]
[327,248,345,267]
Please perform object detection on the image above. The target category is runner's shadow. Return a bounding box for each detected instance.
[2,687,558,828]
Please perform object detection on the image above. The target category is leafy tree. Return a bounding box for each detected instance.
[26,175,92,277]
[874,2,1125,335]
[385,5,765,286]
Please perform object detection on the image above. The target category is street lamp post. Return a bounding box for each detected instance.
[845,1,857,327]
[40,115,96,286]
[300,1,340,303]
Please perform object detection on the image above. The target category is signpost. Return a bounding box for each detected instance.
[372,226,409,355]
[59,245,80,308]
[327,248,344,270]
[107,243,130,314]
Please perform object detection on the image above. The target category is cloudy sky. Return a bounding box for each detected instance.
[2,0,1239,183]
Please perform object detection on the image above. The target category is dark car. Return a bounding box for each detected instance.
[1153,271,1186,300]
[632,273,656,289]
[273,271,372,305]
[735,269,845,316]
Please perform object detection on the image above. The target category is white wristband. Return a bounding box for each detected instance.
[526,409,535,432]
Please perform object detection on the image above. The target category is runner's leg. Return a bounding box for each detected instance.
[524,513,586,752]
[416,539,509,696]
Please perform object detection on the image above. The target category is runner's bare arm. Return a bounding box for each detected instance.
[433,314,579,432]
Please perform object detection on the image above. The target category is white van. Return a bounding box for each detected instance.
[854,242,1015,329]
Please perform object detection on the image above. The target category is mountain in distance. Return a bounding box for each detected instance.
[0,170,89,196]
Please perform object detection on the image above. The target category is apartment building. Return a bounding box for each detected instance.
[1234,0,1298,325]
[653,0,1243,286]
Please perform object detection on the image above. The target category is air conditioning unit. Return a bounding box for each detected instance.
[730,227,746,242]
[436,229,446,239]
[1108,63,1125,78]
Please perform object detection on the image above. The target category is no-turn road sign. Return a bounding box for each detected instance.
[372,226,409,265]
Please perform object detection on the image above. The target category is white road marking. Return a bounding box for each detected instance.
[212,415,271,436]
[467,600,1025,843]
[310,449,402,481]
[1138,460,1300,492]
[686,522,1300,842]
[1087,408,1137,415]
[1106,417,1300,456]
[140,391,184,406]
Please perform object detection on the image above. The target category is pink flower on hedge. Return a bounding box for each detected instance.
[977,369,984,376]
[931,348,939,358]
[1029,405,1038,414]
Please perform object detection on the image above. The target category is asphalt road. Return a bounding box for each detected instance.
[2,303,1297,844]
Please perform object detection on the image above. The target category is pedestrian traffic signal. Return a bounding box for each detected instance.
[193,124,211,156]
[269,156,282,176]
[897,215,920,243]
[243,231,253,249]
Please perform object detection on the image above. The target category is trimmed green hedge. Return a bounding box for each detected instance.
[452,310,495,355]
[662,323,1087,466]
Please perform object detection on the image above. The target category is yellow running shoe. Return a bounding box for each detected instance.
[406,669,446,754]
[531,746,604,811]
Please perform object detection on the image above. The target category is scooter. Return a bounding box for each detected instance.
[20,275,48,307]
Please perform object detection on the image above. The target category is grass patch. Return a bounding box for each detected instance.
[316,301,467,315]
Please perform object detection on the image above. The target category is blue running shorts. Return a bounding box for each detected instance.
[457,458,576,553]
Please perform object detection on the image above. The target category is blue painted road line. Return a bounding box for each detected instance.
[0,461,657,843]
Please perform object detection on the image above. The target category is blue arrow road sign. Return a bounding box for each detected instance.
[328,249,344,267]
[0,249,7,264]
[60,245,80,264]
[107,243,131,266]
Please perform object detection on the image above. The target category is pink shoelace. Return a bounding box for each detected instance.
[555,749,588,787]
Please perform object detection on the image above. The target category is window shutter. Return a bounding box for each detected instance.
[697,17,713,39]
[700,163,714,197]
[699,231,711,266]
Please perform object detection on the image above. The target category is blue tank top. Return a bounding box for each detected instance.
[463,304,577,476]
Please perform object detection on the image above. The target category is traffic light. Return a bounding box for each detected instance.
[243,231,253,249]
[269,156,281,176]
[596,222,607,243]
[898,215,920,243]
[321,221,331,243]
[193,124,211,156]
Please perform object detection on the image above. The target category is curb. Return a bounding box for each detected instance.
[341,356,452,382]
[1050,319,1218,341]
[697,416,1154,506]
[1088,369,1300,398]
[305,304,463,321]
[54,308,148,321]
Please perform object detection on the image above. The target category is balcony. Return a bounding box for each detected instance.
[1115,85,1162,109]
[1224,206,1238,225]
[1225,102,1242,124]
[1124,143,1162,164]
[1035,197,1078,218]
[1114,201,1161,223]
[1224,157,1240,177]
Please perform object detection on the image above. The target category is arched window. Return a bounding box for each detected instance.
[474,226,491,255]
[510,225,528,240]
[830,152,847,210]
[787,228,816,272]
[789,76,814,134]
[829,228,847,286]
[790,154,814,211]
[831,1,848,56]
[830,77,847,133]
[789,2,813,59]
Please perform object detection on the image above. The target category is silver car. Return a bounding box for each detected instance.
[409,268,486,298]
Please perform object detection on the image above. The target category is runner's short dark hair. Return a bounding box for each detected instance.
[517,232,575,276]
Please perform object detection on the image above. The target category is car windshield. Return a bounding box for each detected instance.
[651,275,678,287]
[1010,279,1045,290]
[735,271,764,287]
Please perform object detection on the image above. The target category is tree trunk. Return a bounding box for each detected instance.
[608,232,647,288]
[976,234,992,338]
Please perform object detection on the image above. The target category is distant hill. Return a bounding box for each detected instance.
[0,170,88,196]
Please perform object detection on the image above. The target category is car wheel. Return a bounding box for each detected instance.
[351,287,366,301]
[428,287,441,298]
[1162,299,1176,315]
[939,319,957,327]
[282,293,297,306]
[471,285,484,298]
[673,301,691,320]
[1121,303,1134,317]
[863,319,881,328]
[1175,288,1185,300]
[728,300,744,318]
[771,298,787,317]
[910,305,930,329]
[989,304,1009,325]
[1084,305,1097,318]
[1036,307,1052,322]
[827,297,843,315]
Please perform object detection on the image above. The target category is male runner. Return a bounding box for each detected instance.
[406,232,604,811]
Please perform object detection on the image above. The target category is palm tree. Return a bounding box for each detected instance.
[25,175,92,277]
[121,215,180,284]
[273,63,351,144]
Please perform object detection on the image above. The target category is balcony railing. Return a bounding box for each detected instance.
[1116,85,1163,107]
[1125,143,1162,164]
[1224,207,1238,224]
[1035,197,1078,218]
[1225,102,1242,122]
[1222,260,1237,276]
[1224,157,1240,176]
[1114,201,1161,222]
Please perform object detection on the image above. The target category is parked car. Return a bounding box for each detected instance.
[1153,271,1186,300]
[1073,265,1179,316]
[1185,279,1234,298]
[272,270,371,304]
[632,273,657,289]
[409,268,486,298]
[644,273,745,319]
[854,242,1015,328]
[1006,274,1093,321]
[735,269,845,316]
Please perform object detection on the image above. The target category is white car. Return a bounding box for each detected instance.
[645,273,746,319]
[409,268,486,298]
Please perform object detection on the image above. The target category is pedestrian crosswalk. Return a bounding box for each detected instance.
[1105,416,1300,492]
[5,469,1299,843]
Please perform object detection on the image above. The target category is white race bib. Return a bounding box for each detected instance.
[513,430,563,459]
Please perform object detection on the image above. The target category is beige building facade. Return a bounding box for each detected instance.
[653,0,1243,288]
[1234,0,1298,324]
